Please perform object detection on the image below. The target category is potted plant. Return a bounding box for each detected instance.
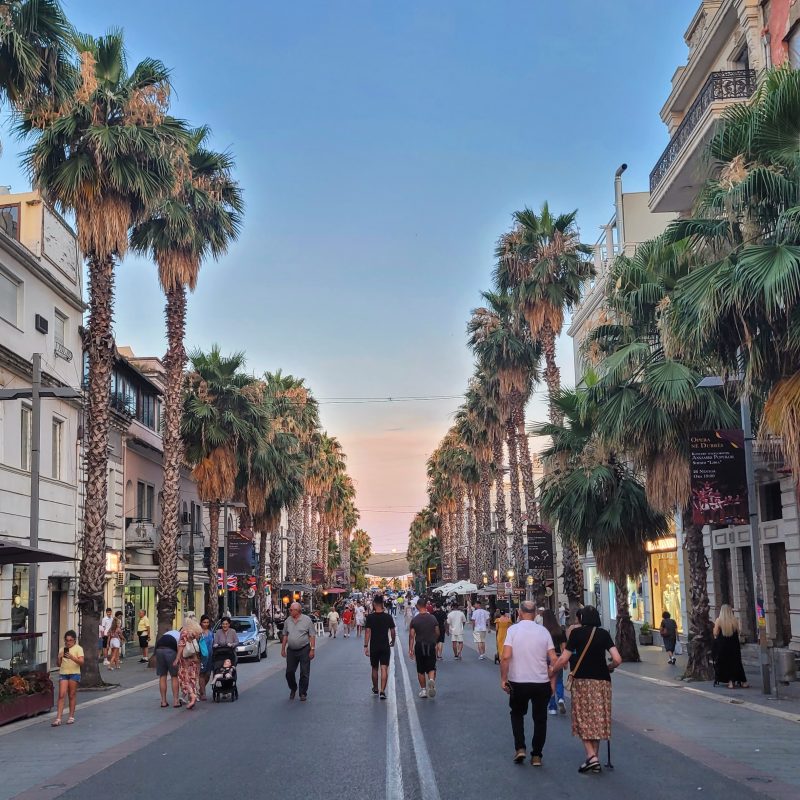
[638,622,654,646]
[0,670,54,726]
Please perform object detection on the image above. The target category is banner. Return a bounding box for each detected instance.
[311,562,324,586]
[526,524,554,573]
[456,558,469,581]
[227,533,256,575]
[334,567,347,587]
[690,429,749,526]
[217,570,238,591]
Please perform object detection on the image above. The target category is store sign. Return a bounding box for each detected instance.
[689,430,749,526]
[526,524,554,572]
[456,558,469,581]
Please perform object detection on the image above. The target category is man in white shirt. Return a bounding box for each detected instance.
[500,600,557,767]
[470,601,491,660]
[99,608,114,665]
[446,606,466,660]
[327,608,340,638]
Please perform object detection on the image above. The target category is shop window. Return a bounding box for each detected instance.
[759,481,782,522]
[649,549,682,632]
[627,576,644,622]
[11,565,30,631]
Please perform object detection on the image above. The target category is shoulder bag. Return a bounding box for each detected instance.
[566,627,596,692]
[183,638,200,659]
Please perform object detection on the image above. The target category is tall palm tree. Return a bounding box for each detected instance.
[21,31,183,683]
[130,128,243,636]
[350,528,372,590]
[182,346,261,623]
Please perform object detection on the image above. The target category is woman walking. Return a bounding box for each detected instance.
[493,609,512,665]
[52,630,84,727]
[713,605,749,689]
[659,611,678,665]
[198,615,215,701]
[107,616,125,670]
[174,617,203,709]
[549,606,621,774]
[541,609,567,715]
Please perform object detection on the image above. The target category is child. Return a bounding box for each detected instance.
[107,617,125,670]
[213,658,236,688]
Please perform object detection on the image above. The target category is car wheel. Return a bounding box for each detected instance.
[257,646,262,662]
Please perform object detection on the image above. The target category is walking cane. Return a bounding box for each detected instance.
[604,739,614,770]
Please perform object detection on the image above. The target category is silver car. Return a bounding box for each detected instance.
[213,616,268,661]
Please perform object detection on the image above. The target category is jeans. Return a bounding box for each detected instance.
[548,670,564,711]
[509,681,551,756]
[285,646,311,695]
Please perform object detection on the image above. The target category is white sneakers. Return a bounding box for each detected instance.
[419,688,428,698]
[103,659,110,666]
[426,676,436,698]
[548,708,558,715]
[558,698,566,714]
[479,654,485,660]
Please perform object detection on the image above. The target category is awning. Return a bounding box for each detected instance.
[322,587,347,594]
[0,538,76,566]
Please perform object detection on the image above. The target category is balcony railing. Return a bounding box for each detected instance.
[649,69,756,194]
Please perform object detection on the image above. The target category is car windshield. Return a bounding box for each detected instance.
[228,619,255,633]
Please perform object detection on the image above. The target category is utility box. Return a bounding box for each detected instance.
[777,650,797,685]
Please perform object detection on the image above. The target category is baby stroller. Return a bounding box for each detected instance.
[211,645,239,702]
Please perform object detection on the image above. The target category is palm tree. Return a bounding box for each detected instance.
[21,31,183,683]
[130,128,243,636]
[350,528,372,589]
[182,346,261,623]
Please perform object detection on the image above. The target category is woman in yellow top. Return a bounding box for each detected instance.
[53,629,84,726]
[494,609,512,665]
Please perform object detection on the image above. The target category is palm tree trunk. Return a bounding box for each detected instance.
[542,324,563,426]
[341,528,351,585]
[78,253,117,687]
[561,536,584,624]
[440,513,452,580]
[506,417,524,575]
[455,486,467,560]
[467,490,476,580]
[492,438,508,575]
[613,569,641,662]
[479,461,492,578]
[156,283,186,640]
[683,511,715,680]
[300,494,311,582]
[288,500,302,581]
[269,528,281,587]
[206,502,220,621]
[321,523,329,584]
[513,392,537,522]
[257,528,268,626]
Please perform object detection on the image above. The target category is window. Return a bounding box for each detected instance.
[789,24,800,70]
[136,481,155,522]
[759,481,783,522]
[0,269,20,326]
[0,204,20,240]
[51,418,63,480]
[107,467,115,516]
[138,391,156,429]
[20,404,31,471]
[54,310,67,345]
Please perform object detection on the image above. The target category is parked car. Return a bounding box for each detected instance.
[212,616,267,661]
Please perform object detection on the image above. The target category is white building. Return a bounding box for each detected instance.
[0,190,83,670]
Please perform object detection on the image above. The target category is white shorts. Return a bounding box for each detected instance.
[451,633,464,642]
[110,638,121,649]
[473,630,486,643]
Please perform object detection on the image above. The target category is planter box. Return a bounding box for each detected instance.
[0,690,54,726]
[639,634,654,646]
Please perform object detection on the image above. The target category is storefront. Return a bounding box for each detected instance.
[647,537,683,632]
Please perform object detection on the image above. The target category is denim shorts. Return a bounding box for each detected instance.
[59,674,81,682]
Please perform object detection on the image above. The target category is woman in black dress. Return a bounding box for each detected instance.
[713,604,749,689]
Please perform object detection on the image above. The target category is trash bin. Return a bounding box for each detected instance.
[777,650,797,684]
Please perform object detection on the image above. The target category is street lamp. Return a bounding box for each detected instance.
[697,374,771,695]
[506,569,515,619]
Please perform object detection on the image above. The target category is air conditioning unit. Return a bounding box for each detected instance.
[115,571,125,587]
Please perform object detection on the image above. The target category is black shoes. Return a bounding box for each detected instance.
[300,694,308,701]
[379,691,387,700]
[289,689,296,700]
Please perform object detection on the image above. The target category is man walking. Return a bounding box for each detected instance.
[500,600,557,767]
[433,601,447,660]
[327,607,340,638]
[470,600,491,660]
[99,607,113,665]
[409,598,439,699]
[446,605,466,660]
[281,602,316,701]
[364,595,396,699]
[137,610,151,663]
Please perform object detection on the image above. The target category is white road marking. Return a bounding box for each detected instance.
[397,646,442,800]
[386,654,404,800]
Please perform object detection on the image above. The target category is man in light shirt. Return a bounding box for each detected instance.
[446,605,466,660]
[470,601,491,660]
[500,600,557,767]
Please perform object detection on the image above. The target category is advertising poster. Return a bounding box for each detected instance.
[311,562,324,586]
[334,567,347,587]
[526,524,554,573]
[227,533,256,575]
[456,558,469,581]
[689,429,749,526]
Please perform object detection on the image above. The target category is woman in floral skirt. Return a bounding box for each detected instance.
[173,617,203,709]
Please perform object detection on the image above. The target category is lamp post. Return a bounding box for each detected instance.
[506,568,515,620]
[0,354,81,658]
[697,375,771,695]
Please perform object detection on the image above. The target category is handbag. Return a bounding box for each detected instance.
[566,627,596,692]
[183,639,200,659]
[674,639,683,656]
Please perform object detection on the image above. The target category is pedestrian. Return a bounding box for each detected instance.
[549,605,622,774]
[446,604,466,659]
[114,611,126,659]
[355,603,366,637]
[470,600,491,660]
[155,628,181,708]
[137,609,151,663]
[213,616,239,649]
[433,601,447,660]
[500,600,558,766]
[404,598,413,626]
[281,601,316,701]
[558,603,568,628]
[659,610,678,665]
[409,598,439,699]
[712,604,749,689]
[327,607,340,638]
[342,605,354,638]
[541,609,567,715]
[198,614,215,701]
[106,616,124,670]
[174,618,202,709]
[52,630,84,727]
[99,607,113,665]
[534,606,545,625]
[364,595,396,699]
[494,608,512,666]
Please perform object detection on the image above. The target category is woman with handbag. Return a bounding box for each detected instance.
[549,606,622,774]
[173,617,203,709]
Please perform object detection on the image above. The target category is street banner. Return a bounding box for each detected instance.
[217,570,238,591]
[526,524,554,573]
[227,533,256,575]
[441,563,453,582]
[334,567,347,587]
[456,558,469,581]
[311,562,324,586]
[689,429,749,526]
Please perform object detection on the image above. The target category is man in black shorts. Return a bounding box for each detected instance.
[364,595,396,699]
[409,598,440,699]
[433,600,447,660]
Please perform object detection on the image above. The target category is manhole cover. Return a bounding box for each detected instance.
[746,777,773,784]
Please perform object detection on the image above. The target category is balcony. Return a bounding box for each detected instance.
[125,520,158,549]
[649,69,756,212]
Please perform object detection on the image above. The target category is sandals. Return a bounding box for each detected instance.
[51,719,62,727]
[579,756,601,774]
[66,717,75,725]
[160,702,169,708]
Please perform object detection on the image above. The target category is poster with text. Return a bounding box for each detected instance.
[689,429,749,526]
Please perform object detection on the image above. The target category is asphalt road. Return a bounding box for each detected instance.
[35,616,792,800]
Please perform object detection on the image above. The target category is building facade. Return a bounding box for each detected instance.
[0,190,83,669]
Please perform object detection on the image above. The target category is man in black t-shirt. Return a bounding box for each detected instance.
[409,598,440,699]
[432,601,447,661]
[364,595,396,699]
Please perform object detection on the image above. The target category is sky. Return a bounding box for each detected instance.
[1,1,695,553]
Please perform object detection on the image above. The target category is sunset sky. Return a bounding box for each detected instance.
[1,1,693,551]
